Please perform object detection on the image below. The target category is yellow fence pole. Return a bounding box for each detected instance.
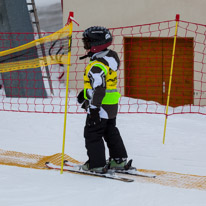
[60,12,74,174]
[163,14,180,144]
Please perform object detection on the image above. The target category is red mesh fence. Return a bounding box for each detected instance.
[0,18,206,115]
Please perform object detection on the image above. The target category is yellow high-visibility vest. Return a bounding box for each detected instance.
[84,60,121,105]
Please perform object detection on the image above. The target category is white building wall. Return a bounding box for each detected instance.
[63,0,206,31]
[63,0,206,106]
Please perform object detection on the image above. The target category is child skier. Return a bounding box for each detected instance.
[77,26,129,173]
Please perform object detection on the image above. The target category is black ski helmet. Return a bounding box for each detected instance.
[82,26,113,53]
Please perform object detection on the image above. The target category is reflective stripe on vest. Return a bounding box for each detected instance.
[102,90,121,105]
[92,63,108,76]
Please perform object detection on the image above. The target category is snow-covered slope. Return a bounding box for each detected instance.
[0,111,206,206]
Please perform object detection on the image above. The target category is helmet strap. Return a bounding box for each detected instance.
[79,51,94,60]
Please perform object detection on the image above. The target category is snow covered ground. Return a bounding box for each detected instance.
[0,111,206,206]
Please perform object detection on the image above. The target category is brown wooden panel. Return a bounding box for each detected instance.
[127,79,162,87]
[125,87,163,104]
[124,37,194,107]
[124,38,163,104]
[162,38,193,106]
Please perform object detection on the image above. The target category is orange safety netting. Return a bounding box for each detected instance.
[0,149,206,191]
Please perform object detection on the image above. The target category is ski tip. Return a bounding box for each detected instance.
[120,178,134,183]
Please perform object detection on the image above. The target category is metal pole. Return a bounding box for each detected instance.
[163,14,180,144]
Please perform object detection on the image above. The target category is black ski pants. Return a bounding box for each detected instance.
[84,115,128,169]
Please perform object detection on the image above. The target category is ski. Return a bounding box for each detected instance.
[114,168,156,178]
[45,162,134,183]
[64,159,156,178]
[114,159,156,178]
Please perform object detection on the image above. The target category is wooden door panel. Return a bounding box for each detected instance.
[162,38,193,106]
[124,37,163,104]
[124,37,193,107]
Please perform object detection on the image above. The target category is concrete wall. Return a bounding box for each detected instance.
[0,0,47,98]
[36,2,63,32]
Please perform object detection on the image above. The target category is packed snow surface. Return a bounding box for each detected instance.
[0,111,206,206]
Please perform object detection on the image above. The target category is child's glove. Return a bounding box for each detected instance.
[77,90,85,104]
[88,108,101,127]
